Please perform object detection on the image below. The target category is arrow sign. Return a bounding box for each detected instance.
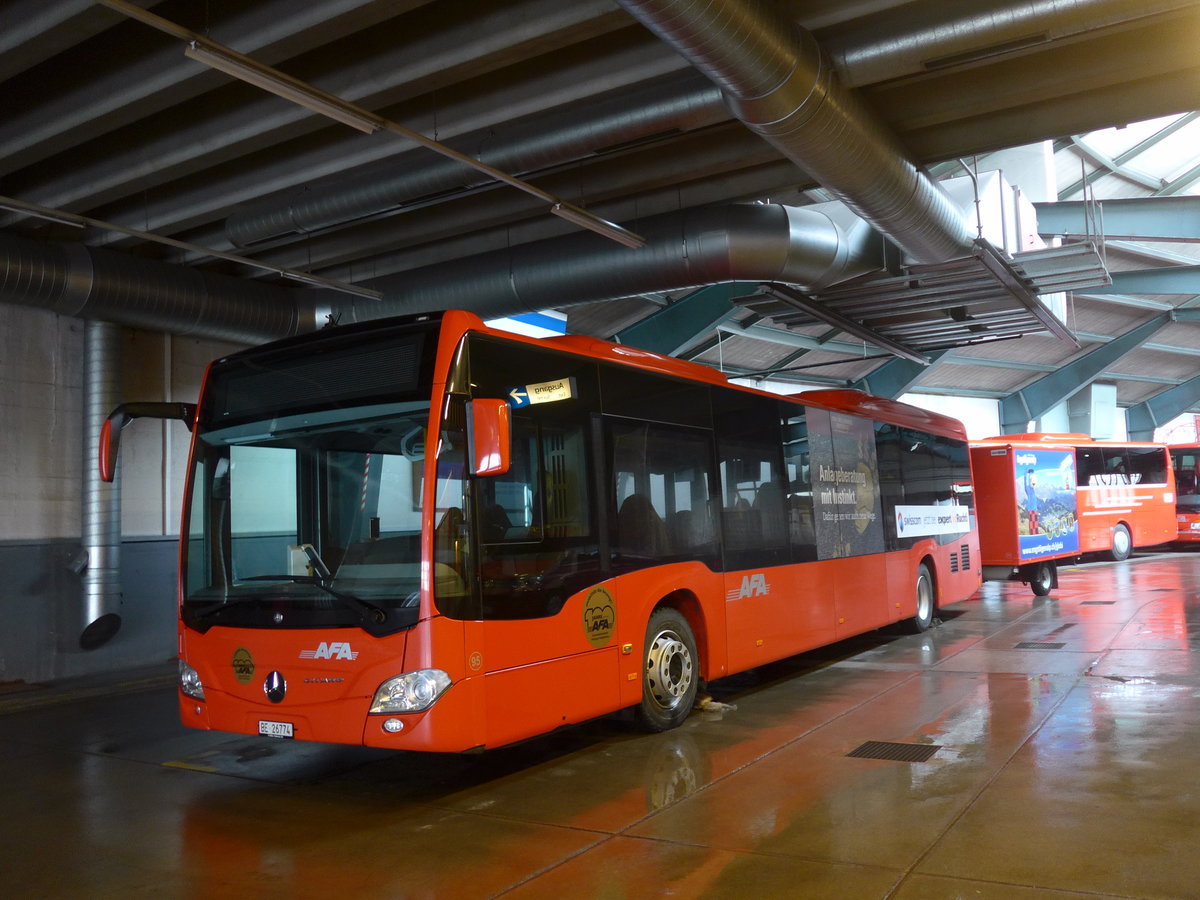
[505,377,576,408]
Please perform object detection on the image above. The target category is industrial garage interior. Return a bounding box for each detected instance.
[3,1,1200,897]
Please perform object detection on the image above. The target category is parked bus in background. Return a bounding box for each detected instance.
[1169,445,1200,545]
[972,434,1175,595]
[104,309,980,752]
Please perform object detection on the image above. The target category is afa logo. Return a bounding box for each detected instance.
[232,647,255,684]
[299,641,359,660]
[727,573,770,601]
[583,586,616,647]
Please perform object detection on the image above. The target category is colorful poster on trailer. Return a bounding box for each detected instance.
[1014,448,1079,560]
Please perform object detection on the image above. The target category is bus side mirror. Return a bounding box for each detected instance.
[467,398,511,476]
[100,402,197,483]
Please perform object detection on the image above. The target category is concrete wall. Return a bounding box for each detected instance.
[0,305,242,685]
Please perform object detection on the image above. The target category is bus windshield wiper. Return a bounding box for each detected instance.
[199,574,389,624]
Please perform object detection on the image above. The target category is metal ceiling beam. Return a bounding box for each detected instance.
[999,313,1171,432]
[1071,292,1174,311]
[1035,196,1200,241]
[716,319,873,356]
[850,350,951,399]
[1091,266,1200,295]
[614,282,756,355]
[1126,374,1200,440]
[1058,116,1200,200]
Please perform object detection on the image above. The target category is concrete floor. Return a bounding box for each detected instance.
[3,553,1200,899]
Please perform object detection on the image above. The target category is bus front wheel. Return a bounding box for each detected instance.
[638,608,699,733]
[902,563,936,634]
[1109,523,1132,562]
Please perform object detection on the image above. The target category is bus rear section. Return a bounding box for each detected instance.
[168,310,980,752]
[971,439,1080,596]
[973,434,1176,594]
[1170,445,1200,544]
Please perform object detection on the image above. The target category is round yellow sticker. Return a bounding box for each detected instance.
[583,586,616,647]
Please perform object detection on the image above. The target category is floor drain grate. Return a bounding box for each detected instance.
[846,741,941,763]
[1015,641,1067,649]
[1081,600,1116,605]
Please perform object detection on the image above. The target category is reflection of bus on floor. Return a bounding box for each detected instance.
[972,434,1175,595]
[1169,445,1200,544]
[104,309,980,752]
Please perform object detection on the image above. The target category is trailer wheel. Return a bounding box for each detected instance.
[1109,523,1132,562]
[1030,561,1054,596]
[902,563,936,633]
[637,608,699,733]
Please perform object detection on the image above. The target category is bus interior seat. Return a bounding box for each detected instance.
[617,493,668,557]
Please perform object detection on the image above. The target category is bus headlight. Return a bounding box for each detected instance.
[369,669,451,714]
[179,660,205,701]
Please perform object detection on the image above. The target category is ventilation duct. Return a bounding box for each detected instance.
[79,319,122,649]
[0,230,309,344]
[225,71,728,247]
[615,0,973,264]
[333,202,884,324]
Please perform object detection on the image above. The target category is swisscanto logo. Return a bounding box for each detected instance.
[299,641,359,660]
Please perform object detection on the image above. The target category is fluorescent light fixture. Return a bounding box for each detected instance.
[100,1,648,250]
[184,42,381,135]
[550,202,646,249]
[0,199,85,228]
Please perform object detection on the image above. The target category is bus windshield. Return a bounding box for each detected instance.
[181,400,438,635]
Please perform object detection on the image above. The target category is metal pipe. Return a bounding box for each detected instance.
[615,0,974,263]
[80,320,122,649]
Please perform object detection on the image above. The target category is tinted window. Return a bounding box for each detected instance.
[781,408,818,562]
[608,420,718,572]
[600,365,711,427]
[714,390,790,569]
[1127,447,1167,484]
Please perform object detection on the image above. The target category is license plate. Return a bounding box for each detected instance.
[259,720,294,739]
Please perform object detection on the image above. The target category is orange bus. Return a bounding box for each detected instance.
[107,309,980,751]
[972,434,1174,589]
[1169,445,1200,544]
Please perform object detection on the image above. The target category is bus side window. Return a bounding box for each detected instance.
[1076,448,1104,486]
[714,393,789,569]
[608,420,716,568]
[782,410,816,561]
[1127,447,1167,485]
[1102,448,1130,483]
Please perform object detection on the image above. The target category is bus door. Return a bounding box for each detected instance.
[717,395,807,670]
[469,408,617,744]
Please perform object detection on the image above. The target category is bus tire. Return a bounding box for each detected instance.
[1109,523,1132,562]
[902,563,936,633]
[1030,561,1054,596]
[638,608,699,733]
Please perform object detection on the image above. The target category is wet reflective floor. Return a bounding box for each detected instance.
[5,552,1200,899]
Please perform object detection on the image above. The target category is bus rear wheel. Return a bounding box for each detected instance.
[638,608,699,733]
[1030,561,1054,596]
[902,563,936,633]
[1109,523,1132,562]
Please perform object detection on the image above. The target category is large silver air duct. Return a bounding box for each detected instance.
[615,0,974,264]
[0,230,309,344]
[80,320,122,649]
[226,71,728,248]
[334,202,883,323]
